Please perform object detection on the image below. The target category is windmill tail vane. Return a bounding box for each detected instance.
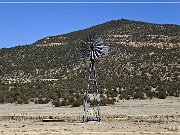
[80,34,109,122]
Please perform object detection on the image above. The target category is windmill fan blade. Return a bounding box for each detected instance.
[86,51,90,57]
[80,34,108,59]
[95,49,102,55]
[94,50,100,58]
[93,51,98,59]
[95,46,103,50]
[90,51,94,59]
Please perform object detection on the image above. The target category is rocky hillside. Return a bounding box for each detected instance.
[0,19,180,106]
[34,19,180,49]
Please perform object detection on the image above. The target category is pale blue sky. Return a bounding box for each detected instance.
[0,0,179,48]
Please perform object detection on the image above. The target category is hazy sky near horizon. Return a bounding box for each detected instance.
[0,0,179,48]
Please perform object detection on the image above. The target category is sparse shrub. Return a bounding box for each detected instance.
[29,98,34,102]
[100,98,108,106]
[158,91,167,99]
[17,99,23,104]
[24,100,29,104]
[157,86,167,99]
[100,98,115,106]
[133,91,145,100]
[61,100,69,106]
[52,99,61,107]
[72,98,83,107]
[146,91,155,99]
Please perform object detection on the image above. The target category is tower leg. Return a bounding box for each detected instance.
[83,61,101,122]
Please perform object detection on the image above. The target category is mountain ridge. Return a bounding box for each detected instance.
[34,19,180,49]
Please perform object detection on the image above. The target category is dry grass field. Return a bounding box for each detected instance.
[0,97,180,135]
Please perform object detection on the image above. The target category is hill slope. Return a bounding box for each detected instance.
[0,19,180,106]
[34,19,180,48]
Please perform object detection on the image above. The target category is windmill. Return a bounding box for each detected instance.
[80,34,108,122]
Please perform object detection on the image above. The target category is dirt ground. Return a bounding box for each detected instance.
[0,97,180,135]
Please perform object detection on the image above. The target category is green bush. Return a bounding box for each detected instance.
[52,99,61,107]
[72,98,83,107]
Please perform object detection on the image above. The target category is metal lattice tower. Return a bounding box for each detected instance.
[80,34,108,122]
